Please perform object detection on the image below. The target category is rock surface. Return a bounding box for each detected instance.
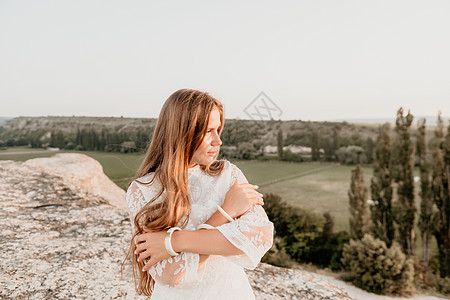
[25,153,127,210]
[0,154,353,299]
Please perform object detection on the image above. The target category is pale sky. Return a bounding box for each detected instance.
[0,0,449,121]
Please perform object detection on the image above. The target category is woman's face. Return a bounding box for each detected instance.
[190,107,222,167]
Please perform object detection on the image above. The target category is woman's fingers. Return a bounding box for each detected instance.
[135,243,146,257]
[135,236,148,252]
[240,183,259,190]
[143,257,158,272]
[135,232,147,244]
[246,190,263,199]
[138,248,152,263]
[232,182,258,191]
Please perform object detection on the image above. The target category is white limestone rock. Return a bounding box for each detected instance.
[25,153,127,210]
[0,156,353,299]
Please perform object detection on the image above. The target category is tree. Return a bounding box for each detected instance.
[417,118,434,268]
[364,137,376,164]
[336,145,367,165]
[370,123,395,247]
[332,126,340,159]
[348,165,369,239]
[311,129,320,161]
[431,112,450,277]
[135,128,150,152]
[237,142,255,160]
[50,130,65,148]
[322,137,334,161]
[393,108,416,256]
[56,131,65,149]
[75,127,82,146]
[277,129,284,159]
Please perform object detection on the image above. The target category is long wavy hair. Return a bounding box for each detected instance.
[122,89,226,296]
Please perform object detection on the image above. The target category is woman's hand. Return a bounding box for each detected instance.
[221,179,263,219]
[135,230,171,272]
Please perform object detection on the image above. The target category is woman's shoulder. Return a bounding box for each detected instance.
[126,173,163,214]
[128,172,162,194]
[222,160,248,184]
[135,172,156,184]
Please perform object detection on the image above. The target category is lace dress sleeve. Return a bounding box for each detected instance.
[126,180,202,287]
[215,163,274,269]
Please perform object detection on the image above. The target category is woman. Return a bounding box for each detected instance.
[125,89,274,299]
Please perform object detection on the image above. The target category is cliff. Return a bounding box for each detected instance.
[0,153,353,299]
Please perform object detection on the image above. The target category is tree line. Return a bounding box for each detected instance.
[263,108,449,296]
[1,117,380,164]
[346,109,450,295]
[0,127,152,153]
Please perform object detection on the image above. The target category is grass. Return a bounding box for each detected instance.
[228,159,336,186]
[257,164,373,232]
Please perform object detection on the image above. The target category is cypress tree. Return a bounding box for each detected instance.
[393,108,416,256]
[417,118,433,268]
[311,130,320,161]
[443,120,450,277]
[75,128,82,147]
[100,128,106,151]
[365,137,376,164]
[55,131,65,149]
[348,164,369,239]
[370,123,395,247]
[277,128,284,159]
[431,112,450,277]
[50,130,56,148]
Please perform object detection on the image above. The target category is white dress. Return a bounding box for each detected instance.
[126,161,274,300]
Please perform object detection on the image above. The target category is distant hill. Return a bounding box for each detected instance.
[0,117,14,127]
[1,116,158,134]
[0,115,442,152]
[333,115,450,126]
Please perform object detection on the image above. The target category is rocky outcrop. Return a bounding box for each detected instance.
[25,153,127,210]
[247,264,351,299]
[0,154,352,299]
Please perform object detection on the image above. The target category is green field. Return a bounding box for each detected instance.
[0,147,439,257]
[258,164,373,232]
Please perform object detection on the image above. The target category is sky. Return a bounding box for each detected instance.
[0,0,449,122]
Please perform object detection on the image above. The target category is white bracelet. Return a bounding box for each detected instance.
[197,223,215,230]
[216,205,234,222]
[165,227,181,256]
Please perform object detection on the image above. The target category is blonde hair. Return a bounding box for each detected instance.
[122,89,225,296]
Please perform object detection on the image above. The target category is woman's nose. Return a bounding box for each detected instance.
[212,133,222,146]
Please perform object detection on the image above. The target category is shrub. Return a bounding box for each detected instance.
[436,276,450,295]
[264,193,349,268]
[281,149,304,162]
[237,142,255,160]
[336,145,367,165]
[64,142,76,150]
[265,194,325,260]
[341,234,414,295]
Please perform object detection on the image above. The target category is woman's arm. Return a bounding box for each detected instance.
[174,229,244,255]
[136,179,263,271]
[136,228,245,272]
[137,204,273,272]
[132,163,270,283]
